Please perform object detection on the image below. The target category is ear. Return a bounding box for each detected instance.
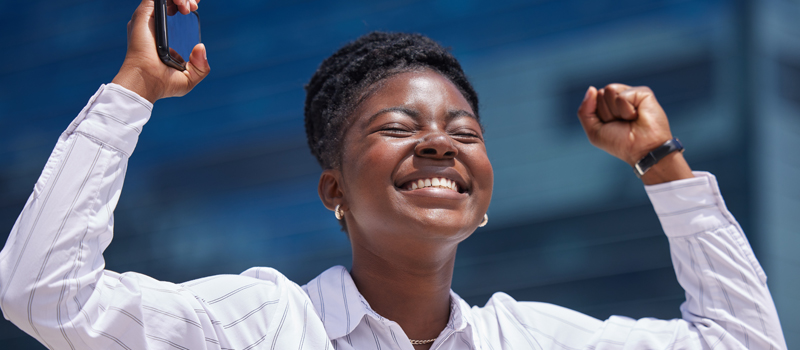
[318,169,345,211]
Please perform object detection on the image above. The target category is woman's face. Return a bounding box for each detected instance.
[337,69,493,248]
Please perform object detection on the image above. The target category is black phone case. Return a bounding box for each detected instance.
[154,0,200,71]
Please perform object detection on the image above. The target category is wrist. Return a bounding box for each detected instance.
[639,151,694,185]
[112,65,163,103]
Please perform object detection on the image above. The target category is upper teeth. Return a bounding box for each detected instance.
[410,178,459,192]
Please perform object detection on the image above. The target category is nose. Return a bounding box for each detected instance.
[415,131,457,159]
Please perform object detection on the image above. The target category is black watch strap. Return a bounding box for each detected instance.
[634,138,684,178]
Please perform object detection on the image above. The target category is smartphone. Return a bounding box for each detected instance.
[154,0,201,71]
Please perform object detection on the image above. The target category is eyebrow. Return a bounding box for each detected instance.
[366,106,477,124]
[367,106,419,124]
[446,109,477,121]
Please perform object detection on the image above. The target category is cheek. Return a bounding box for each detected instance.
[466,146,493,186]
[350,142,387,178]
[354,137,413,173]
[481,154,494,186]
[466,148,494,210]
[344,140,405,200]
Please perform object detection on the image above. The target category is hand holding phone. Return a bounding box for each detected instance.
[111,0,209,103]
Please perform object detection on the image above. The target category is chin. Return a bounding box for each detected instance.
[408,211,477,241]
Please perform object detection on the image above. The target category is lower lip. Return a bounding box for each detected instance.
[397,187,467,200]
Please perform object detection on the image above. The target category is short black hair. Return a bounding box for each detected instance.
[304,31,480,170]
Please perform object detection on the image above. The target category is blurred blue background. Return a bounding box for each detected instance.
[1,0,798,348]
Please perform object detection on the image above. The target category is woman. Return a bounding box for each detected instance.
[0,0,785,349]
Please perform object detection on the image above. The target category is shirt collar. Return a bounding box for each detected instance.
[302,266,473,340]
[302,266,366,340]
[448,289,471,332]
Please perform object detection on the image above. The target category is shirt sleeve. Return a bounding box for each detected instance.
[0,84,224,350]
[631,171,786,349]
[474,172,788,350]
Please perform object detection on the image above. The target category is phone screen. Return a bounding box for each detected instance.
[165,12,200,66]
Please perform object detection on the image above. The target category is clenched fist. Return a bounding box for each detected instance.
[577,83,693,185]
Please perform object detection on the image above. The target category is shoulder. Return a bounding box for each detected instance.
[476,292,600,321]
[180,267,314,341]
[181,267,307,304]
[469,292,605,342]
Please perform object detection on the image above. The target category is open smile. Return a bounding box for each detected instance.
[402,177,458,192]
[396,175,468,195]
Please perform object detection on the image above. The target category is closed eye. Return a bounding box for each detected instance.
[450,130,483,142]
[376,125,415,137]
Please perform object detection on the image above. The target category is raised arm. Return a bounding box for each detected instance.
[576,84,786,348]
[0,0,209,348]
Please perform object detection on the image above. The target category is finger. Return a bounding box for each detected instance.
[174,0,191,14]
[620,86,665,127]
[605,83,632,92]
[603,85,620,117]
[615,93,637,120]
[164,0,182,14]
[618,86,652,107]
[596,89,614,123]
[189,0,198,12]
[576,86,602,140]
[129,2,155,38]
[184,43,210,86]
[606,83,635,118]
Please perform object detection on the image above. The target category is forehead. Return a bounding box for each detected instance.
[353,69,475,120]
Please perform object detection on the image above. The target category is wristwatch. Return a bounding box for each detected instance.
[633,138,684,178]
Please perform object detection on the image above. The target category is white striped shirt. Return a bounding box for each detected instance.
[0,84,787,349]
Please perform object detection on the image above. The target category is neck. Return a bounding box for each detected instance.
[350,239,457,343]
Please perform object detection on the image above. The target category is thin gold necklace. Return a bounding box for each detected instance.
[409,338,437,345]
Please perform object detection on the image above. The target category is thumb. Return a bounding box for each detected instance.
[184,43,210,86]
[577,86,602,141]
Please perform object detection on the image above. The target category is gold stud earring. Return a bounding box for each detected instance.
[479,213,488,227]
[334,204,345,220]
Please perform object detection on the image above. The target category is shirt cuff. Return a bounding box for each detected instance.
[65,83,153,156]
[644,171,738,238]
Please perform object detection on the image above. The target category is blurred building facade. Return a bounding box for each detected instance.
[0,0,797,348]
